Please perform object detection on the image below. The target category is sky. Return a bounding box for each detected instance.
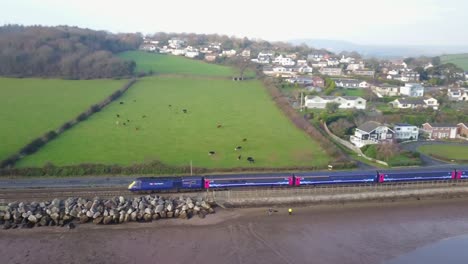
[1,0,467,46]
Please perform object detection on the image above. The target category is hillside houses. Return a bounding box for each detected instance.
[389,97,439,110]
[350,121,394,147]
[372,84,399,97]
[334,79,369,89]
[448,88,468,101]
[319,67,343,76]
[400,83,424,97]
[304,96,366,110]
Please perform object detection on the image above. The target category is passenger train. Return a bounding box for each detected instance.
[128,168,468,192]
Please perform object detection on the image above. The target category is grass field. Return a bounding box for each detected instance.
[119,51,238,77]
[0,77,126,161]
[18,76,330,169]
[341,89,365,97]
[441,54,468,70]
[418,145,468,160]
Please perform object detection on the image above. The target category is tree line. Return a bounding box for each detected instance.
[0,25,143,79]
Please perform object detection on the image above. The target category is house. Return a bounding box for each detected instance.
[185,50,199,58]
[171,49,186,56]
[139,44,157,52]
[353,69,375,77]
[258,50,274,57]
[393,123,419,141]
[340,55,355,64]
[286,76,314,85]
[388,69,399,75]
[209,42,222,50]
[401,71,420,82]
[458,123,468,138]
[447,88,468,101]
[373,84,399,97]
[307,53,326,62]
[347,63,364,71]
[350,121,395,147]
[304,96,366,110]
[297,60,308,66]
[311,60,328,68]
[251,55,270,64]
[422,123,458,139]
[204,54,217,62]
[400,83,424,97]
[222,49,237,57]
[305,86,323,93]
[312,76,325,87]
[168,39,185,49]
[334,79,369,89]
[327,58,340,66]
[319,67,343,76]
[296,65,313,73]
[241,49,251,57]
[273,55,295,66]
[389,97,439,110]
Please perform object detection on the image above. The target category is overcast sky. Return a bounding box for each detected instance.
[2,0,467,46]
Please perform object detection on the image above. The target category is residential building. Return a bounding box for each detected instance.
[340,55,355,64]
[185,50,199,58]
[251,55,270,64]
[353,69,375,77]
[458,123,468,138]
[350,121,395,147]
[312,76,325,87]
[258,51,274,57]
[347,63,364,71]
[319,67,343,76]
[273,55,295,66]
[308,53,326,62]
[327,58,340,66]
[296,65,313,73]
[388,69,399,75]
[168,39,185,49]
[401,71,420,82]
[304,96,366,110]
[448,88,468,101]
[241,49,251,57]
[311,61,328,68]
[334,79,369,89]
[422,123,458,139]
[389,97,439,110]
[139,44,157,52]
[204,54,217,62]
[297,60,308,66]
[400,83,424,97]
[393,123,419,141]
[222,49,237,57]
[373,84,399,97]
[171,49,186,56]
[209,42,222,50]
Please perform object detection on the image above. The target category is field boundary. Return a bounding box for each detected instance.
[0,78,138,169]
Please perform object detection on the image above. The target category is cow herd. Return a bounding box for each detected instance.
[115,100,256,164]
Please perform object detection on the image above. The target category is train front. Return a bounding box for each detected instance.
[128,179,141,191]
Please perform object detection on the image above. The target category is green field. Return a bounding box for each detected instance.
[341,89,365,97]
[418,145,468,160]
[441,54,468,71]
[0,77,126,161]
[18,76,330,168]
[119,51,237,77]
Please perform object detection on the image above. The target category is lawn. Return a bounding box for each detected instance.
[0,77,126,161]
[418,145,468,161]
[18,76,330,169]
[341,89,365,97]
[441,54,468,71]
[119,51,237,77]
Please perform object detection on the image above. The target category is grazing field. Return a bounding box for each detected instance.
[18,76,330,169]
[0,77,126,161]
[119,51,237,77]
[418,145,468,161]
[441,54,468,70]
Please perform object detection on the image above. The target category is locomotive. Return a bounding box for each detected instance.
[128,168,468,192]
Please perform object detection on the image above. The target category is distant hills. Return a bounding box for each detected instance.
[290,39,468,58]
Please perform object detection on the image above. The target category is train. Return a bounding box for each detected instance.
[127,168,468,192]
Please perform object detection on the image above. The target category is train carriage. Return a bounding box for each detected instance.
[128,176,203,192]
[203,174,293,189]
[379,169,454,182]
[294,170,378,186]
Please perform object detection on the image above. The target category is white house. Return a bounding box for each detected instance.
[340,55,355,64]
[319,67,343,76]
[400,83,424,97]
[311,61,328,68]
[222,49,237,57]
[393,123,419,141]
[168,39,185,49]
[296,65,313,73]
[171,49,186,56]
[346,63,364,71]
[185,50,199,58]
[372,84,399,97]
[350,121,395,147]
[389,97,439,110]
[388,69,399,75]
[327,58,340,66]
[400,71,420,82]
[334,79,369,89]
[304,96,366,109]
[139,44,157,52]
[448,88,468,101]
[273,55,295,66]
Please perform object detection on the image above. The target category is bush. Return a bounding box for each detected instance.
[20,138,45,155]
[363,145,378,159]
[76,112,89,122]
[44,130,58,141]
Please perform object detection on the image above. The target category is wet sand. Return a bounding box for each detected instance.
[3,198,468,264]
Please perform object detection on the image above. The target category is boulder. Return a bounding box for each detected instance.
[92,212,101,219]
[167,212,174,218]
[79,215,89,224]
[144,208,152,215]
[159,211,167,219]
[119,196,125,204]
[4,212,11,221]
[86,210,94,218]
[40,216,50,226]
[166,203,173,212]
[50,213,59,223]
[143,214,152,222]
[193,206,200,212]
[201,201,211,209]
[3,221,12,230]
[119,213,125,223]
[103,216,112,225]
[179,211,187,219]
[208,208,215,214]
[93,216,103,225]
[152,214,160,221]
[27,215,37,224]
[155,204,164,213]
[130,212,137,222]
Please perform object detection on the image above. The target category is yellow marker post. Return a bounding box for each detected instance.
[288,208,292,215]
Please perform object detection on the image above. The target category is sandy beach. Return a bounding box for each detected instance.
[3,198,468,264]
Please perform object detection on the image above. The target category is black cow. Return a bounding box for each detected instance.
[208,151,215,155]
[116,114,120,118]
[127,119,130,122]
[142,115,146,118]
[235,146,242,151]
[237,155,242,160]
[247,157,255,163]
[242,138,247,142]
[183,109,187,113]
[119,101,124,104]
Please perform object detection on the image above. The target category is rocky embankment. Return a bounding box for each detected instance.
[0,195,215,230]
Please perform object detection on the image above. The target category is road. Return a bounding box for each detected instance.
[401,141,468,166]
